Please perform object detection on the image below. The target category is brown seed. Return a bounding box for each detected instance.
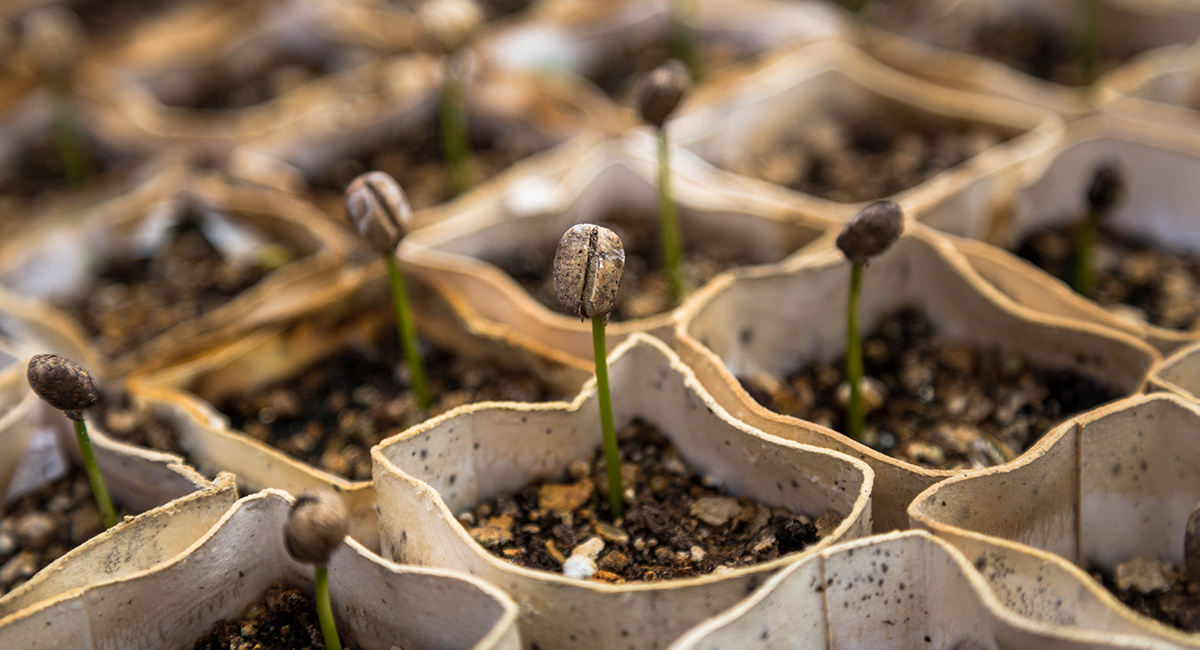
[1185,501,1200,585]
[284,487,349,566]
[836,200,904,265]
[27,354,97,420]
[553,224,624,320]
[637,59,690,128]
[344,171,413,255]
[1086,161,1125,213]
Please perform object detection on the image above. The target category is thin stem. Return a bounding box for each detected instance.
[48,76,92,187]
[592,315,623,521]
[669,0,703,82]
[74,419,116,528]
[1075,0,1100,87]
[1073,209,1099,298]
[845,262,865,442]
[658,127,684,306]
[314,566,342,650]
[440,52,471,197]
[385,255,431,410]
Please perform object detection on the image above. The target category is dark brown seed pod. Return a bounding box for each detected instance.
[637,59,690,128]
[27,354,97,421]
[1185,501,1200,585]
[1086,161,1125,213]
[345,171,413,255]
[284,487,350,567]
[553,224,624,320]
[836,200,904,265]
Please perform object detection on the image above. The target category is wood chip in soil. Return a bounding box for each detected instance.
[192,581,358,650]
[727,113,1006,203]
[463,418,839,583]
[495,211,771,322]
[0,469,124,596]
[739,307,1122,470]
[219,323,564,481]
[1089,558,1200,633]
[1017,222,1200,331]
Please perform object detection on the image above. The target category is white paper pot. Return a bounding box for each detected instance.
[0,489,523,650]
[1149,339,1200,401]
[669,530,1172,650]
[673,222,1158,532]
[1106,41,1200,131]
[372,333,874,650]
[910,392,1200,648]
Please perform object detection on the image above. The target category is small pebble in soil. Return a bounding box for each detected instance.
[192,581,358,650]
[1091,558,1200,632]
[1017,223,1200,331]
[728,115,1004,203]
[738,307,1122,470]
[219,323,563,481]
[463,419,839,582]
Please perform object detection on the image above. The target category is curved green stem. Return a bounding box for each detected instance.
[441,53,471,197]
[592,316,623,520]
[315,566,342,650]
[385,255,431,410]
[658,127,684,307]
[74,419,116,529]
[846,263,865,442]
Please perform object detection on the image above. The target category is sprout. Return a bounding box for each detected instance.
[27,354,116,529]
[23,6,91,187]
[554,224,626,519]
[345,172,431,410]
[637,60,690,307]
[285,487,350,650]
[1075,0,1100,87]
[668,0,703,82]
[1072,161,1125,298]
[835,201,903,443]
[418,0,483,198]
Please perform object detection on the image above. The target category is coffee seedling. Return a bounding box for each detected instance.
[1072,162,1124,298]
[554,224,626,519]
[26,354,116,528]
[835,200,903,442]
[419,0,483,197]
[285,487,350,650]
[345,171,431,410]
[637,60,690,306]
[25,6,92,187]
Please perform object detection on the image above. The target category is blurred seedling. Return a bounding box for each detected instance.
[25,7,92,187]
[285,487,350,650]
[669,0,703,82]
[418,0,483,197]
[1072,162,1124,298]
[1075,0,1100,87]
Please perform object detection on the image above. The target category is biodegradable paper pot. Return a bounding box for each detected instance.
[853,0,1200,118]
[1107,41,1200,131]
[673,223,1158,532]
[402,138,835,374]
[0,489,523,650]
[955,113,1200,354]
[372,334,874,650]
[669,529,1169,650]
[0,166,352,378]
[1150,339,1200,402]
[909,393,1200,647]
[667,40,1063,234]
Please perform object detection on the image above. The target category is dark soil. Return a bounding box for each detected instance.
[156,51,340,111]
[729,115,1004,203]
[739,307,1122,470]
[496,212,764,322]
[1090,560,1200,632]
[68,0,197,37]
[969,14,1129,87]
[0,127,137,202]
[193,581,357,650]
[587,28,750,102]
[219,322,564,481]
[1017,223,1200,331]
[62,214,280,359]
[464,419,838,583]
[0,469,121,595]
[306,115,550,212]
[88,391,186,457]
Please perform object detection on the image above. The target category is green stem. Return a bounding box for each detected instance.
[48,76,92,187]
[1073,209,1098,298]
[74,419,116,529]
[1075,0,1100,87]
[658,127,684,307]
[440,53,471,197]
[846,263,865,443]
[314,566,342,650]
[669,0,703,82]
[385,255,431,410]
[592,316,623,521]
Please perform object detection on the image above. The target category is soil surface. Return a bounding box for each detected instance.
[1017,222,1200,331]
[0,128,135,203]
[587,29,750,102]
[968,14,1130,87]
[739,307,1122,470]
[464,419,839,582]
[219,322,564,481]
[193,581,356,650]
[89,391,186,457]
[0,469,117,596]
[307,115,550,212]
[63,215,281,360]
[496,212,766,322]
[70,0,196,36]
[157,51,341,111]
[1091,558,1200,632]
[728,114,1004,203]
